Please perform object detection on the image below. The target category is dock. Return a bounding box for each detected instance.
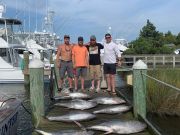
[31,88,151,135]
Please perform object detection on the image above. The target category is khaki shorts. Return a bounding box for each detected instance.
[89,65,102,80]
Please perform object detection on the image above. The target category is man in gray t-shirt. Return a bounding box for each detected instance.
[103,33,121,95]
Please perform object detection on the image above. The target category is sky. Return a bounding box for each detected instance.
[2,0,180,42]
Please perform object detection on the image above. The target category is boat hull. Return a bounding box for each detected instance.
[0,69,24,84]
[0,99,21,135]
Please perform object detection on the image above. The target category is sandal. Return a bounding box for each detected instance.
[58,88,62,92]
[95,88,100,93]
[89,87,94,91]
[111,91,117,96]
[106,89,111,93]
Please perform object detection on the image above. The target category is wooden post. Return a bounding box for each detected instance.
[29,59,44,128]
[54,60,60,96]
[133,60,147,119]
[173,55,175,68]
[23,51,30,91]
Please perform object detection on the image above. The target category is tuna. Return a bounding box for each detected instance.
[89,97,126,105]
[35,129,94,135]
[87,120,147,134]
[55,99,97,110]
[54,92,91,100]
[93,105,131,114]
[46,111,96,122]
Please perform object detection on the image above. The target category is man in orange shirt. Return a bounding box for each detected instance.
[72,36,89,91]
[56,35,73,92]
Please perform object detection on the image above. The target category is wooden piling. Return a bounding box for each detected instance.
[29,59,45,128]
[23,51,30,91]
[133,60,147,119]
[53,60,59,96]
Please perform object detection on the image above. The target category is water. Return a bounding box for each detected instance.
[0,74,150,135]
[0,83,32,135]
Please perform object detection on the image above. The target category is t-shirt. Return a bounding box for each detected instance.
[103,41,121,63]
[86,43,104,65]
[72,45,88,67]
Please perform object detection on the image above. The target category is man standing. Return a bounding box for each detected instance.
[103,33,121,95]
[56,35,73,92]
[72,36,89,92]
[86,35,104,92]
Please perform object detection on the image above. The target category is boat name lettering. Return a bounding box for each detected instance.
[0,112,18,135]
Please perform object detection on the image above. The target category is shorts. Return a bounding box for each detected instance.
[76,67,87,78]
[59,60,73,79]
[103,63,116,74]
[89,65,102,80]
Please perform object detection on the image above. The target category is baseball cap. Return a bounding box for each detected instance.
[78,36,84,41]
[64,35,70,39]
[105,33,111,38]
[90,35,96,40]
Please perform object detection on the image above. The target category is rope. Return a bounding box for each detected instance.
[141,72,180,93]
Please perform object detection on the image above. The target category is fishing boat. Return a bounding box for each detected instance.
[0,98,21,135]
[0,4,54,83]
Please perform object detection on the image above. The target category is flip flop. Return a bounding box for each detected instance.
[111,91,117,96]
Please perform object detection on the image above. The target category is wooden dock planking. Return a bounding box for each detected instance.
[32,89,151,135]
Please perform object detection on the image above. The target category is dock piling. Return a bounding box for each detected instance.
[23,51,30,91]
[132,60,147,119]
[29,58,45,128]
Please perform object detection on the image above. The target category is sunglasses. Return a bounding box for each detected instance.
[90,39,96,41]
[105,36,111,39]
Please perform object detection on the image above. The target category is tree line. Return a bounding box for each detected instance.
[124,19,180,54]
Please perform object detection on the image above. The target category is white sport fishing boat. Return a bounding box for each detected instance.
[0,98,21,135]
[0,4,28,83]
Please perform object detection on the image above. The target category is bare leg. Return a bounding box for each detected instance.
[81,77,85,91]
[59,79,64,88]
[96,79,100,89]
[110,74,116,93]
[68,77,73,88]
[74,77,78,90]
[106,74,111,90]
[91,79,95,89]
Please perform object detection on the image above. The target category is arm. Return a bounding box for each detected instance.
[99,43,104,49]
[72,47,76,68]
[114,44,122,66]
[85,48,89,67]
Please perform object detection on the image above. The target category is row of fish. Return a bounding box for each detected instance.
[35,92,147,135]
[35,120,147,135]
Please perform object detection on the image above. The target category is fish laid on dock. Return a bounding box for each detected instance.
[35,129,94,135]
[53,92,91,100]
[46,111,96,122]
[89,97,126,105]
[93,105,131,114]
[87,120,147,134]
[55,99,97,110]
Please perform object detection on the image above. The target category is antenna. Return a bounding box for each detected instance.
[107,26,112,34]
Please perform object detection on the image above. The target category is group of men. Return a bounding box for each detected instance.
[56,33,121,95]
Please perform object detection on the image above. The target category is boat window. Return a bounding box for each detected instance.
[14,49,33,55]
[0,48,6,56]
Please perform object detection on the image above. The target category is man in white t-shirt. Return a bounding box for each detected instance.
[103,33,122,95]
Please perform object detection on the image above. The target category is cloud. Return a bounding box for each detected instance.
[2,0,180,41]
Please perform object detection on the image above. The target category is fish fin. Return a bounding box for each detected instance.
[73,121,86,131]
[104,131,113,135]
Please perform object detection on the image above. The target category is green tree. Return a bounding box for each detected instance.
[164,31,176,44]
[140,19,159,39]
[175,32,180,45]
[124,19,173,54]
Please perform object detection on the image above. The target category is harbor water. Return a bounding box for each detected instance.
[0,73,179,135]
